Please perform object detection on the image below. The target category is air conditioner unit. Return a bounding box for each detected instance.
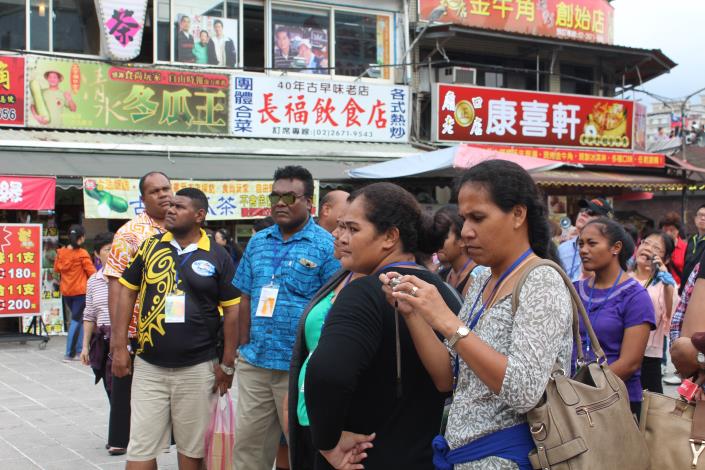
[437,66,477,85]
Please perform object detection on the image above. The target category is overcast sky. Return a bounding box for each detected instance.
[613,0,705,105]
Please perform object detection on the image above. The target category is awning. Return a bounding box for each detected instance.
[347,144,565,179]
[0,129,422,181]
[533,169,688,191]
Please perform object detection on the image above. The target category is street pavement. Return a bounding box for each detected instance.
[0,335,178,470]
[0,333,681,469]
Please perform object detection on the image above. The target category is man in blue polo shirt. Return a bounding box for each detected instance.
[233,166,340,470]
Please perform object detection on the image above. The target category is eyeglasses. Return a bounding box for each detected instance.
[268,192,305,206]
[579,208,598,217]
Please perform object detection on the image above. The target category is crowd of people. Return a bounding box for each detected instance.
[57,164,705,469]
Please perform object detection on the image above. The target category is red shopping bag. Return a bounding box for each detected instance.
[205,392,235,470]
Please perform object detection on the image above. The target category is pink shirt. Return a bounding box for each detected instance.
[631,274,677,358]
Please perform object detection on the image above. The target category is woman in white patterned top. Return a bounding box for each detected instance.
[381,161,573,469]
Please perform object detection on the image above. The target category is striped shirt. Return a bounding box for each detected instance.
[84,268,110,326]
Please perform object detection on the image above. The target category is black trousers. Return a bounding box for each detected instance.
[108,343,136,449]
[640,356,663,394]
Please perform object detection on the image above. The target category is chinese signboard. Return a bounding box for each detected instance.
[0,56,25,126]
[83,177,320,220]
[475,144,665,168]
[97,0,149,61]
[0,224,42,317]
[420,0,614,44]
[230,75,410,142]
[26,57,229,134]
[433,84,639,150]
[0,176,56,211]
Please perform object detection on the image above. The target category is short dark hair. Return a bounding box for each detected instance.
[659,211,682,231]
[275,27,289,37]
[697,204,705,214]
[583,217,635,271]
[93,232,115,253]
[139,171,170,196]
[214,19,223,27]
[434,205,463,239]
[273,166,314,198]
[176,187,209,213]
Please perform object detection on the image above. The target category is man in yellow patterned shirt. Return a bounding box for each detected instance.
[104,171,172,455]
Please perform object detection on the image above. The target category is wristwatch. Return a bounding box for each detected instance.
[220,363,235,375]
[697,352,705,370]
[448,325,471,350]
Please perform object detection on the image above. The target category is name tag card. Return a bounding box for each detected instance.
[255,284,279,318]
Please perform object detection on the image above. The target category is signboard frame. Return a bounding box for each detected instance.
[432,83,642,152]
[0,223,43,318]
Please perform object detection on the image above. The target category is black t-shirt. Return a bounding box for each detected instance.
[305,267,462,470]
[120,231,241,367]
[695,249,705,282]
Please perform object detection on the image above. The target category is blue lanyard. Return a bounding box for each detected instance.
[173,251,194,290]
[453,248,533,389]
[568,241,580,279]
[270,241,293,282]
[582,271,622,358]
[375,261,419,276]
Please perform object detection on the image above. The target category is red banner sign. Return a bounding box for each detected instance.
[477,144,665,168]
[0,224,42,316]
[0,176,56,211]
[420,0,614,44]
[434,84,638,150]
[0,56,25,126]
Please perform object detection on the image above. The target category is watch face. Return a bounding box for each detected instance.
[698,352,705,364]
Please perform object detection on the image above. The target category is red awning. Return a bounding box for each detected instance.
[532,169,686,191]
[0,176,56,211]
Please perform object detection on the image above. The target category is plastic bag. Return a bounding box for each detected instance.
[205,391,235,470]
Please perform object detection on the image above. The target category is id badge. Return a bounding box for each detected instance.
[164,294,186,323]
[256,284,279,318]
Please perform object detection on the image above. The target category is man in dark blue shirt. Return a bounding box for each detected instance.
[233,166,339,470]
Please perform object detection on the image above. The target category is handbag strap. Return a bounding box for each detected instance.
[510,258,607,365]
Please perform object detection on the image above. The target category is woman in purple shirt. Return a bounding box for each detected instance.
[575,217,655,418]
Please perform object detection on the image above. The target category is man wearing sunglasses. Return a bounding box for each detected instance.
[232,165,340,470]
[558,197,614,281]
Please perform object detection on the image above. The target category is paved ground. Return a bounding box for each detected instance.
[0,335,178,470]
[0,333,682,470]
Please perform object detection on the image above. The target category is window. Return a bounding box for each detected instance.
[0,0,25,49]
[53,0,100,54]
[561,64,593,95]
[242,2,263,71]
[271,6,329,74]
[335,11,390,79]
[484,72,503,88]
[167,0,239,66]
[27,0,100,55]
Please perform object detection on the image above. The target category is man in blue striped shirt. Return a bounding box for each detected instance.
[233,166,340,470]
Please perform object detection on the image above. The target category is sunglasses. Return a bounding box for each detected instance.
[269,192,305,206]
[579,208,598,217]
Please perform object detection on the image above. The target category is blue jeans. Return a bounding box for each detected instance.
[64,295,86,357]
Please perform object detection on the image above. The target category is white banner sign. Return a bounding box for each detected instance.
[97,0,148,61]
[230,75,409,143]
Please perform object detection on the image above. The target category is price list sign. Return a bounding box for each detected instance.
[0,224,42,316]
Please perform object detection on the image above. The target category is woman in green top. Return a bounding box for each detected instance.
[288,212,362,470]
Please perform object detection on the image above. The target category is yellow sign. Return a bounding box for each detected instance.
[83,177,320,220]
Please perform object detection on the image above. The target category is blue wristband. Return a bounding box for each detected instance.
[656,271,676,286]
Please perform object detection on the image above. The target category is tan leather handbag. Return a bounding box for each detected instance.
[511,259,650,470]
[640,390,705,469]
